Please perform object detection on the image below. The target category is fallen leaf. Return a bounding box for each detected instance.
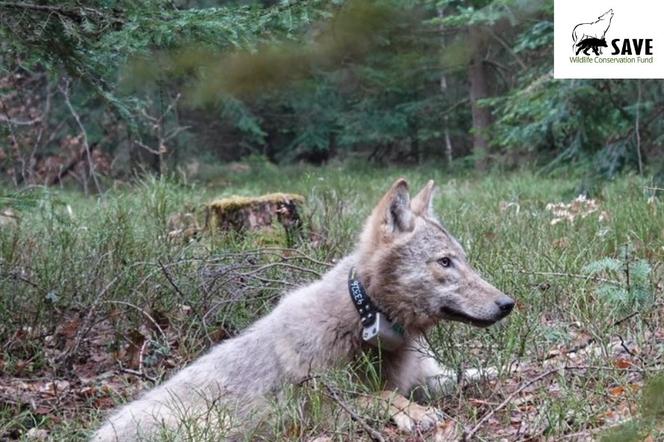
[614,358,633,369]
[609,386,625,397]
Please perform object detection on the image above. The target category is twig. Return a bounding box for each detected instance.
[0,1,123,25]
[462,368,561,440]
[60,78,102,194]
[0,115,40,125]
[487,27,527,70]
[119,367,157,384]
[0,1,98,14]
[238,262,322,279]
[135,93,185,175]
[159,259,188,300]
[5,271,40,290]
[168,247,332,268]
[514,269,621,286]
[119,338,158,383]
[103,300,168,344]
[613,310,639,327]
[48,146,95,187]
[323,384,386,442]
[540,309,643,362]
[463,362,660,440]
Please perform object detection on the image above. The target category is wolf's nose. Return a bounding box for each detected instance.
[495,298,515,315]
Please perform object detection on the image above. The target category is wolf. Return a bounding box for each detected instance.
[575,37,608,56]
[92,178,515,441]
[572,9,613,55]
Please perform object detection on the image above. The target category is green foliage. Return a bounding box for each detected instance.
[600,421,647,442]
[0,189,44,210]
[1,0,662,179]
[642,373,664,423]
[582,246,653,308]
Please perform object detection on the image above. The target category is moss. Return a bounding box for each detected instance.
[206,193,304,213]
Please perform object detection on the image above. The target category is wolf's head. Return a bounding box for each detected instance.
[598,9,614,21]
[357,178,514,331]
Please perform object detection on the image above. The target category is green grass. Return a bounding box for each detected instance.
[1,162,662,440]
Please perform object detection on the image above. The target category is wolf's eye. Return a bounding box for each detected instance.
[438,257,451,268]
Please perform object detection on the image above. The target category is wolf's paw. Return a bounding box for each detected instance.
[392,402,442,433]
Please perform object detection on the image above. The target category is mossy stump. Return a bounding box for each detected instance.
[205,193,305,245]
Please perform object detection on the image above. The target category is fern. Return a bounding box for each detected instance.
[583,247,653,308]
[582,257,623,275]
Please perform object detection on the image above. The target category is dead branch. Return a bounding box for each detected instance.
[134,93,186,175]
[119,367,157,384]
[60,78,102,194]
[47,145,95,186]
[236,262,322,279]
[462,368,561,441]
[103,300,168,344]
[0,115,40,125]
[119,339,158,383]
[514,269,621,286]
[322,383,386,442]
[158,259,188,300]
[462,362,659,441]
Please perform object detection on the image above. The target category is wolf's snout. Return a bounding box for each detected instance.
[495,296,515,317]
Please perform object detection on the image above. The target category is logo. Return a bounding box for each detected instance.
[572,9,613,56]
[570,9,654,60]
[554,0,664,79]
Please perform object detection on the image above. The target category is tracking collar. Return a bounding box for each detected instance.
[348,267,405,351]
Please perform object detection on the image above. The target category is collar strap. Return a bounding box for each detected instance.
[348,267,381,327]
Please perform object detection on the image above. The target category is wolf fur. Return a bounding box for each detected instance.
[92,178,514,441]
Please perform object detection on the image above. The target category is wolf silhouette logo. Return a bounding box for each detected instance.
[572,9,614,55]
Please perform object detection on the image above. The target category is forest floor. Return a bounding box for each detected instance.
[1,162,663,441]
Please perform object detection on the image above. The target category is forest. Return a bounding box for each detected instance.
[0,0,663,441]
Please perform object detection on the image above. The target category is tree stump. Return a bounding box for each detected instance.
[204,193,304,245]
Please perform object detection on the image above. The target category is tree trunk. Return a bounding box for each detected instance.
[437,7,454,166]
[441,75,454,166]
[468,28,492,170]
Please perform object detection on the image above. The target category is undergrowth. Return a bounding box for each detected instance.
[0,164,662,440]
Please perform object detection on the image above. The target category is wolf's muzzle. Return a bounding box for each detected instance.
[495,296,515,318]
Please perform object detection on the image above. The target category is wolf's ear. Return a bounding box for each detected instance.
[360,179,414,249]
[374,178,414,237]
[411,180,436,217]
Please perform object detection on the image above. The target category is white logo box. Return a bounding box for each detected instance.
[554,0,664,79]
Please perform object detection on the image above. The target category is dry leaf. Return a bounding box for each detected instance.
[614,358,633,369]
[609,386,625,397]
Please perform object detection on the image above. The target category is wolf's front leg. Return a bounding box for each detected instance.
[375,338,450,432]
[385,338,457,402]
[386,338,498,402]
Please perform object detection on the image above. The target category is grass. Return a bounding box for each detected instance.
[0,161,662,441]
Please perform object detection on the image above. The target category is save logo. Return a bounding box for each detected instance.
[572,9,613,56]
[554,0,663,79]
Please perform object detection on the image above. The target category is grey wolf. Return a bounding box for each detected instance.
[92,178,514,441]
[572,9,614,55]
